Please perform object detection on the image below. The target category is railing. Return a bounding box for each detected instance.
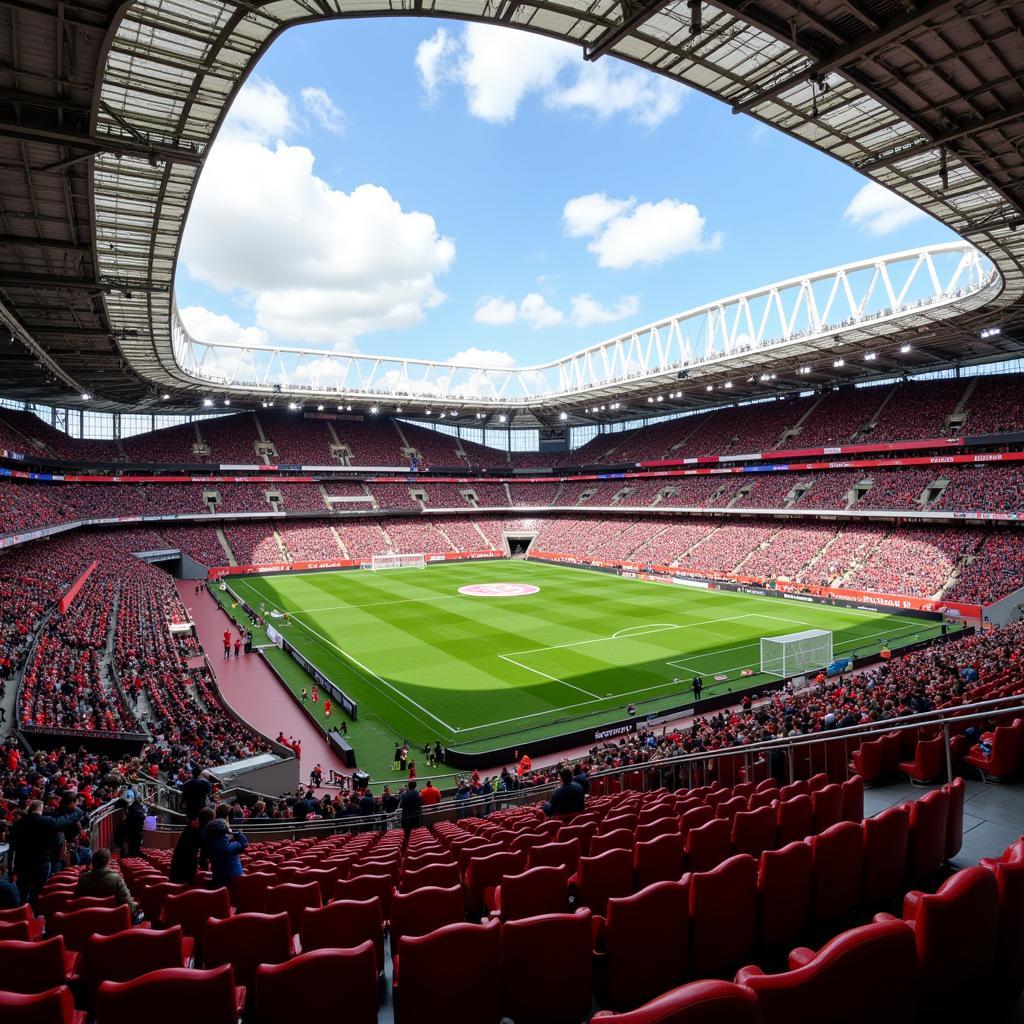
[142,690,1023,839]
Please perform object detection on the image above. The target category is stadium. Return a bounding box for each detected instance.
[0,0,1023,1021]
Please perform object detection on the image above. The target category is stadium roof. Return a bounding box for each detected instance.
[1,0,1022,429]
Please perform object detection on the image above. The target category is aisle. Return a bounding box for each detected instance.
[175,580,346,786]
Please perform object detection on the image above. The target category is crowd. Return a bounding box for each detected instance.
[945,531,1024,605]
[277,523,345,561]
[867,379,966,443]
[276,483,331,511]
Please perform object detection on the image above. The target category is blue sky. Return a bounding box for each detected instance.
[175,17,957,371]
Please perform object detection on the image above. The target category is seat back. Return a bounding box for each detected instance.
[634,818,677,844]
[82,926,187,1006]
[685,818,731,873]
[463,851,527,915]
[51,905,132,954]
[757,841,812,948]
[395,920,501,1024]
[0,985,78,1024]
[228,872,273,914]
[604,880,690,1008]
[689,853,758,976]
[0,936,70,995]
[634,833,685,890]
[737,919,917,1024]
[495,867,569,921]
[399,863,460,892]
[301,897,384,968]
[840,775,864,823]
[943,776,965,860]
[776,794,813,846]
[162,887,231,944]
[501,911,592,1024]
[255,944,378,1024]
[731,806,776,860]
[527,838,580,875]
[851,736,884,783]
[810,821,863,922]
[333,873,393,919]
[558,822,596,854]
[592,979,759,1023]
[590,829,634,858]
[985,841,1024,1011]
[907,788,950,885]
[574,848,634,916]
[205,912,292,994]
[390,886,464,952]
[862,804,910,905]
[95,964,239,1024]
[811,785,843,833]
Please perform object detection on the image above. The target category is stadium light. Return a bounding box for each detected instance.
[656,396,663,402]
[900,344,912,353]
[499,414,507,423]
[223,399,230,406]
[203,398,213,407]
[724,381,733,388]
[370,406,379,414]
[865,352,877,361]
[161,393,169,400]
[559,411,568,420]
[439,412,446,418]
[705,385,713,392]
[980,326,1001,338]
[317,404,324,411]
[647,396,654,403]
[396,406,403,413]
[288,402,298,410]
[80,392,91,400]
[833,359,845,367]
[345,405,352,411]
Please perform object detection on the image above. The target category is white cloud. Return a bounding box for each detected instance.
[563,193,636,238]
[416,24,685,128]
[448,347,516,368]
[474,296,518,325]
[564,193,721,269]
[221,77,293,143]
[570,293,639,327]
[415,28,460,104]
[180,81,455,348]
[520,292,564,329]
[301,86,346,135]
[179,305,271,348]
[843,182,926,236]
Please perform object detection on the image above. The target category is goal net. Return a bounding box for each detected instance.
[760,629,833,678]
[369,553,426,571]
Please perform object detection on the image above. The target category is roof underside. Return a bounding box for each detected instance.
[0,0,1022,427]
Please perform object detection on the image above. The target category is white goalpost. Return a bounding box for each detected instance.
[367,553,427,571]
[760,629,833,678]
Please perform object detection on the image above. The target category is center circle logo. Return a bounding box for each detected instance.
[458,583,540,597]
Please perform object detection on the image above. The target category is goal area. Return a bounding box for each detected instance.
[367,553,426,571]
[760,629,833,678]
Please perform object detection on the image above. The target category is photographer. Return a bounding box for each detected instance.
[202,804,249,888]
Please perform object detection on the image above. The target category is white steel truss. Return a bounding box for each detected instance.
[169,242,996,406]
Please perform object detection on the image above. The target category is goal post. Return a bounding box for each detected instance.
[760,629,833,678]
[368,552,426,571]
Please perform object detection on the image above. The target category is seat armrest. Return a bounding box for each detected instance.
[787,947,816,969]
[735,965,766,983]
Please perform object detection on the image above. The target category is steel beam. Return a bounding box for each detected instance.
[585,0,672,61]
[0,120,203,166]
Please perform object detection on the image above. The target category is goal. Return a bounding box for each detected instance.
[760,629,833,678]
[369,553,426,571]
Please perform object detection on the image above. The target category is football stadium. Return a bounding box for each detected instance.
[1,0,1023,1021]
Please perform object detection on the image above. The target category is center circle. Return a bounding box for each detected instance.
[458,583,540,597]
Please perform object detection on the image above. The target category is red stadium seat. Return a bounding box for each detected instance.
[204,912,291,997]
[679,806,714,836]
[810,821,863,923]
[81,926,191,1008]
[333,873,393,920]
[736,919,918,1024]
[0,985,84,1024]
[635,818,678,844]
[943,776,965,860]
[981,840,1024,1011]
[393,919,501,1024]
[731,806,776,860]
[0,906,44,941]
[862,804,910,906]
[591,829,635,858]
[840,775,864,823]
[685,818,731,873]
[0,936,76,995]
[50,906,132,955]
[228,872,273,914]
[95,965,244,1024]
[591,980,759,1023]
[810,784,843,833]
[599,880,690,1008]
[500,910,593,1024]
[528,838,581,875]
[488,866,569,921]
[776,794,813,846]
[688,854,758,977]
[300,897,384,968]
[757,841,812,949]
[255,945,379,1024]
[906,788,950,885]
[899,734,946,783]
[391,886,465,956]
[463,850,526,916]
[714,797,747,824]
[849,736,885,785]
[161,887,231,949]
[634,833,685,889]
[965,718,1023,781]
[558,822,597,854]
[571,849,634,916]
[399,862,460,892]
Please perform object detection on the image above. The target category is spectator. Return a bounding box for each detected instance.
[169,808,213,884]
[181,765,212,820]
[74,848,137,918]
[9,798,84,904]
[544,768,585,817]
[398,780,422,838]
[202,812,248,887]
[123,796,146,857]
[420,780,441,806]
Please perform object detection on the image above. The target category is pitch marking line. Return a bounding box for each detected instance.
[497,654,599,699]
[231,580,457,735]
[612,623,677,639]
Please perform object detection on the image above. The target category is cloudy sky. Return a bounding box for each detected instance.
[175,18,957,372]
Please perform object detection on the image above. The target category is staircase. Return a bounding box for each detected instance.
[215,527,236,565]
[330,526,348,556]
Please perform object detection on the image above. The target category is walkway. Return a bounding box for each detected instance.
[175,581,346,788]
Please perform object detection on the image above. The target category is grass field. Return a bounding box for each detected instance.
[225,560,956,771]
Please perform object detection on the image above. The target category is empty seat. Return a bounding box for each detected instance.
[810,821,863,923]
[0,906,43,941]
[572,849,634,916]
[228,873,273,914]
[393,920,501,1024]
[899,734,946,783]
[558,822,597,854]
[686,818,731,873]
[689,854,758,977]
[95,964,243,1024]
[81,926,191,1007]
[300,897,384,968]
[943,776,965,860]
[862,804,910,906]
[333,873,392,921]
[635,819,677,844]
[528,838,581,875]
[776,795,813,846]
[464,851,527,916]
[488,866,569,921]
[981,840,1024,1012]
[840,775,863,823]
[890,865,999,1013]
[591,979,759,1023]
[0,985,84,1024]
[0,936,76,995]
[204,912,291,997]
[736,919,918,1024]
[715,797,747,824]
[599,880,690,1008]
[679,806,714,836]
[501,910,593,1024]
[757,841,812,949]
[731,806,776,860]
[391,886,465,957]
[51,906,132,955]
[162,888,231,949]
[399,863,460,892]
[255,944,378,1024]
[591,829,635,858]
[849,736,885,785]
[810,785,843,833]
[906,788,950,885]
[634,833,685,890]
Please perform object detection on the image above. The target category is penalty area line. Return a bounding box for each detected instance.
[497,654,599,699]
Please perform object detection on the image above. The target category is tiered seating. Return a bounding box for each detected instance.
[259,411,335,464]
[962,374,1024,436]
[420,483,470,507]
[796,525,885,586]
[857,467,937,510]
[654,475,741,508]
[732,474,807,508]
[791,387,890,448]
[470,483,510,506]
[383,519,451,555]
[399,422,464,467]
[214,484,272,513]
[197,415,261,463]
[792,470,864,509]
[336,520,392,561]
[868,379,966,443]
[678,523,779,575]
[740,525,840,579]
[222,524,284,565]
[508,482,561,505]
[676,398,807,458]
[122,422,200,463]
[275,484,328,511]
[277,523,342,561]
[334,422,406,466]
[368,484,420,509]
[161,526,228,566]
[842,527,979,597]
[935,464,1024,513]
[432,517,495,552]
[944,531,1024,604]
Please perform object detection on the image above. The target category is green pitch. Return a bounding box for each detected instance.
[227,560,956,768]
